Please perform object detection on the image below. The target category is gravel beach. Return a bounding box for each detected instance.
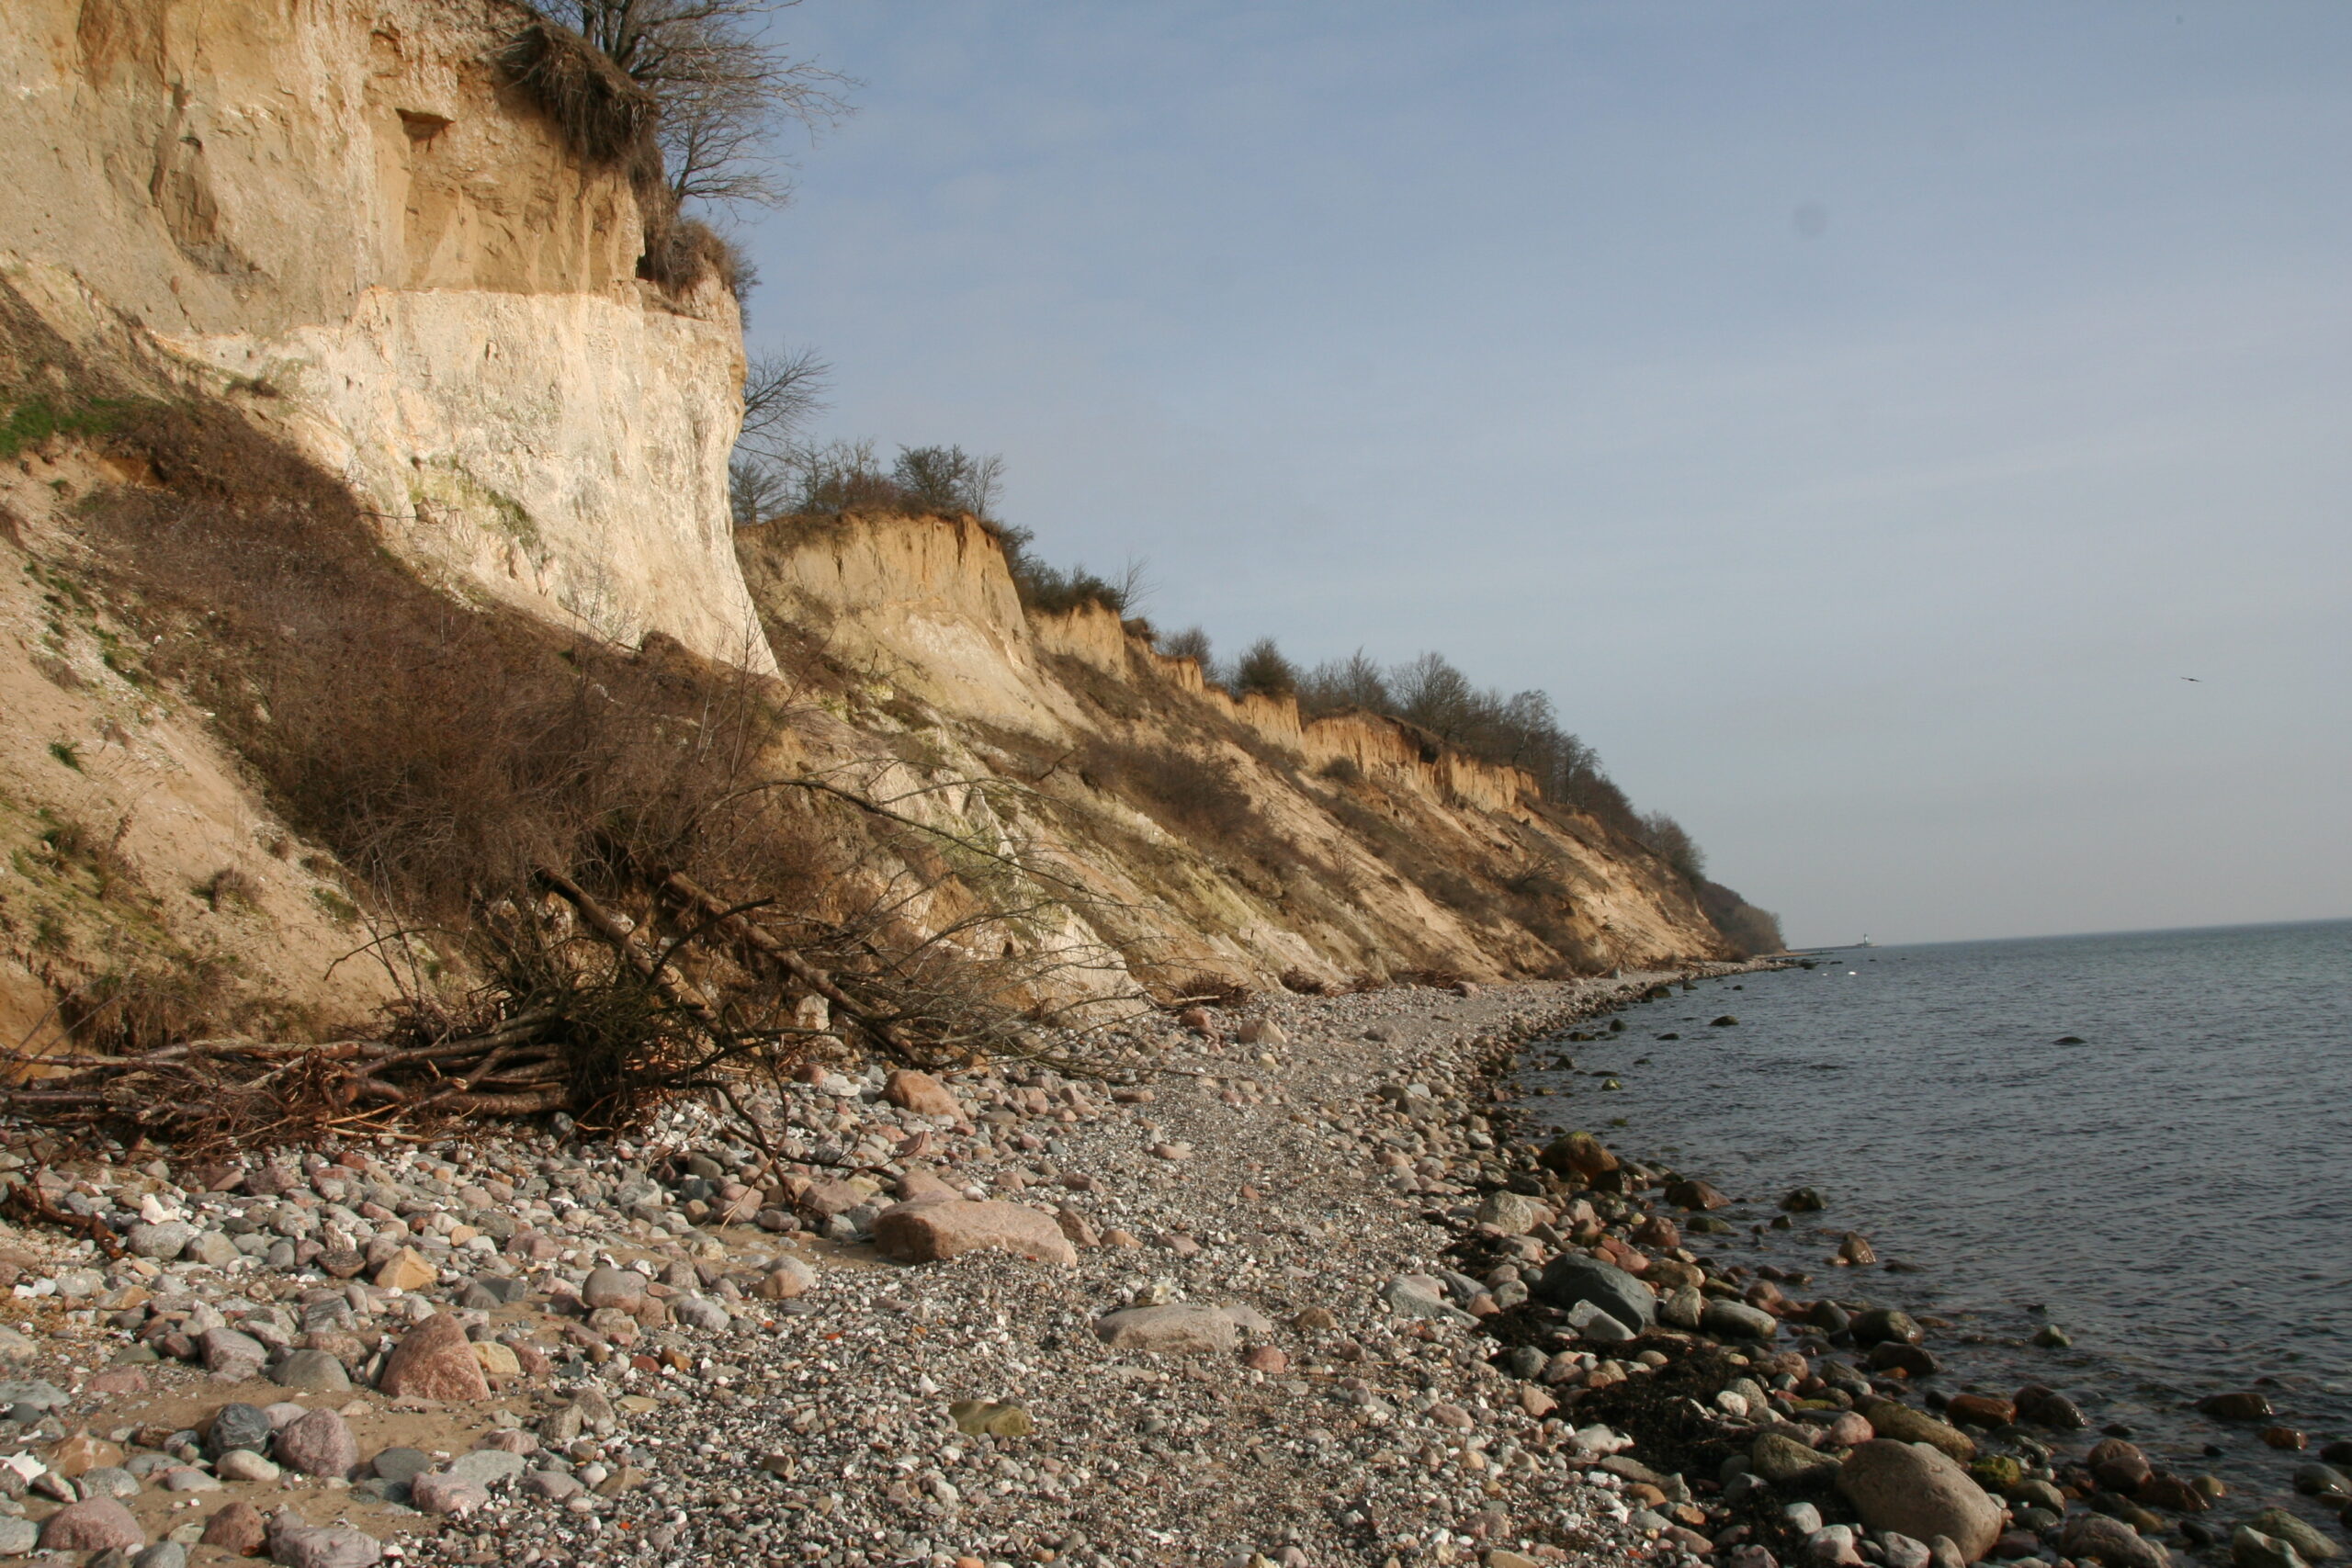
[0,967,2336,1568]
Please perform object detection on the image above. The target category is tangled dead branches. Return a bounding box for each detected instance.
[1,822,1146,1154]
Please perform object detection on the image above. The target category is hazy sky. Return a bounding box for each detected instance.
[734,3,2352,946]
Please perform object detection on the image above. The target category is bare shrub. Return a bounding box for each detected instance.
[1230,637,1298,699]
[1080,739,1261,848]
[1296,649,1391,716]
[1004,546,1142,617]
[1158,626,1213,673]
[729,453,791,527]
[196,867,261,913]
[893,445,1002,518]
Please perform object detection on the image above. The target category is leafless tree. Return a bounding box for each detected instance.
[536,0,854,210]
[1231,637,1299,699]
[1638,811,1707,884]
[1297,649,1392,716]
[737,346,830,461]
[1159,626,1213,668]
[729,453,790,526]
[892,446,1005,518]
[1391,651,1479,744]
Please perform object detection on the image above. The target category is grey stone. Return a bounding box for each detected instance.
[1532,1256,1656,1330]
[1498,1346,1546,1381]
[1850,1308,1925,1347]
[299,1299,356,1334]
[2248,1511,2339,1564]
[184,1231,243,1269]
[132,1542,187,1568]
[522,1469,583,1501]
[1752,1431,1837,1483]
[0,1381,67,1412]
[1661,1286,1705,1329]
[268,1350,350,1393]
[672,1295,730,1332]
[127,1222,198,1260]
[408,1470,490,1516]
[1093,1303,1238,1354]
[1838,1441,2002,1563]
[2295,1467,2351,1499]
[77,1467,141,1499]
[1381,1275,1474,1325]
[1476,1191,1548,1235]
[1704,1299,1781,1340]
[447,1449,526,1488]
[0,1516,35,1554]
[2233,1531,2310,1568]
[1876,1534,1932,1568]
[368,1448,433,1485]
[1566,1301,1637,1344]
[205,1403,273,1459]
[265,1509,382,1568]
[2063,1509,2173,1568]
[216,1450,280,1483]
[580,1266,641,1310]
[199,1327,269,1379]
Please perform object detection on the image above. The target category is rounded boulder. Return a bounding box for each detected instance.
[1837,1439,2004,1563]
[1532,1256,1655,1331]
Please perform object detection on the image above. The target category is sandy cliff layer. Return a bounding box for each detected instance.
[2,0,769,669]
[737,513,1729,990]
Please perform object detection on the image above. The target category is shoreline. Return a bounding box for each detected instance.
[5,958,2326,1568]
[1491,970,2352,1568]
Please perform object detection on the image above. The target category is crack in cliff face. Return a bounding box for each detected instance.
[150,96,258,280]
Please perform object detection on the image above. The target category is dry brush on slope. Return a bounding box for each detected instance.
[0,283,1139,1151]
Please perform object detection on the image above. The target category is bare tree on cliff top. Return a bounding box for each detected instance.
[540,0,853,209]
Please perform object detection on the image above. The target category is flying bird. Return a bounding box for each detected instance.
[2181,676,2200,682]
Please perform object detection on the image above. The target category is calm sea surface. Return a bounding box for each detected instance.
[1515,919,2352,1526]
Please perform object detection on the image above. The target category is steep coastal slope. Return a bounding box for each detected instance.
[0,0,1736,1055]
[734,512,1729,991]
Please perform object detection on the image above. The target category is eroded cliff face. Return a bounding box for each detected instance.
[0,0,1728,1048]
[2,0,770,668]
[737,513,1730,989]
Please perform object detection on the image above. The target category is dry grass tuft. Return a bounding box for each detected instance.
[499,19,659,166]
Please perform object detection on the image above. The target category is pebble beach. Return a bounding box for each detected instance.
[0,968,2340,1568]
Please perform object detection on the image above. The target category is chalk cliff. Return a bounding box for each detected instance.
[2,0,768,667]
